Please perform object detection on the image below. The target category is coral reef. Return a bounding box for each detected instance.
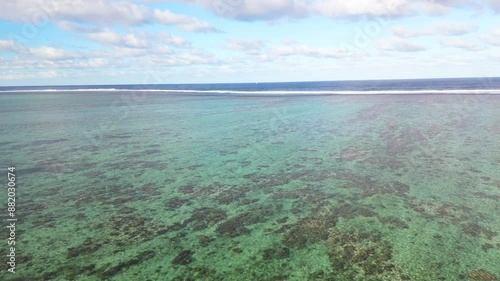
[326,230,404,280]
[378,216,409,229]
[214,188,247,204]
[468,270,498,280]
[283,206,339,248]
[178,184,196,194]
[365,157,406,169]
[172,250,194,266]
[337,146,368,162]
[6,94,500,280]
[108,212,169,245]
[73,182,162,208]
[99,250,156,278]
[282,203,381,249]
[243,173,290,188]
[165,197,190,211]
[216,212,266,237]
[461,223,497,239]
[384,127,426,154]
[335,170,410,197]
[184,207,227,231]
[197,235,214,247]
[263,247,290,260]
[67,237,104,258]
[172,265,219,280]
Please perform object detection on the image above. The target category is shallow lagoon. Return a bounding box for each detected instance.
[1,92,499,280]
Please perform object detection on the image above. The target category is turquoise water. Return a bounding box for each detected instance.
[1,92,499,280]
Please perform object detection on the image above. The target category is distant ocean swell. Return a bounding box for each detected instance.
[2,89,500,95]
[2,78,500,95]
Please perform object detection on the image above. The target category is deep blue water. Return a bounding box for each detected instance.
[1,77,500,93]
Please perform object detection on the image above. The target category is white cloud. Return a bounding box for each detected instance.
[392,21,478,38]
[0,39,222,81]
[0,40,18,51]
[1,0,497,83]
[57,22,191,50]
[481,29,500,46]
[28,46,81,60]
[225,39,355,60]
[440,38,483,51]
[314,0,412,18]
[146,51,221,66]
[413,0,474,15]
[434,22,477,35]
[156,33,191,48]
[478,28,500,46]
[0,0,218,32]
[86,30,124,46]
[180,0,309,20]
[485,0,500,12]
[153,9,218,32]
[376,38,426,52]
[83,29,190,49]
[392,26,433,37]
[56,21,99,33]
[227,39,265,55]
[177,0,495,20]
[107,47,149,57]
[270,45,352,58]
[0,70,59,80]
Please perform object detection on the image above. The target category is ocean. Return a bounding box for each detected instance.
[0,78,499,280]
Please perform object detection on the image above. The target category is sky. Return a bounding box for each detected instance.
[0,0,499,86]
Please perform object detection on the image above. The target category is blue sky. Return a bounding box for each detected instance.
[0,0,499,85]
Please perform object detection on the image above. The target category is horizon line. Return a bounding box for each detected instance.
[1,76,499,88]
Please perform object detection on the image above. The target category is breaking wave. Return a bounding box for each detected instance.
[2,88,500,95]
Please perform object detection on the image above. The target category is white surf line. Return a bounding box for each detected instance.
[2,89,500,95]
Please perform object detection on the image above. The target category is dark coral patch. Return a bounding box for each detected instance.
[197,235,214,247]
[468,270,497,280]
[67,238,104,258]
[31,214,56,228]
[184,207,227,231]
[282,203,381,250]
[165,197,190,211]
[99,250,155,279]
[378,216,409,229]
[216,212,265,237]
[461,222,497,239]
[283,206,339,248]
[336,170,410,198]
[330,204,377,219]
[243,173,290,188]
[263,247,290,260]
[73,182,161,208]
[31,139,68,146]
[384,127,426,154]
[172,250,194,266]
[215,189,247,204]
[179,184,196,194]
[337,146,368,162]
[327,230,403,280]
[108,213,169,245]
[283,227,308,248]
